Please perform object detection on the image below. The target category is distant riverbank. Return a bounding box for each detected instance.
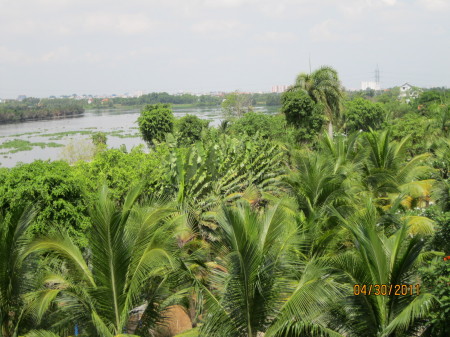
[0,103,84,124]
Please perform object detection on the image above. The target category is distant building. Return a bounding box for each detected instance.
[17,95,27,101]
[361,81,380,90]
[398,83,421,103]
[271,85,288,93]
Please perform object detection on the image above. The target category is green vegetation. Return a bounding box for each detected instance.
[175,114,208,146]
[138,104,174,145]
[0,69,450,336]
[0,139,64,154]
[0,98,84,124]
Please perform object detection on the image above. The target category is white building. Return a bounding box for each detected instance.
[398,83,420,103]
[361,81,380,90]
[271,85,289,93]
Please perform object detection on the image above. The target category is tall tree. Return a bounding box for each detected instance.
[291,66,344,138]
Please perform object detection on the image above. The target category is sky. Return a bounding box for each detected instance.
[0,0,449,98]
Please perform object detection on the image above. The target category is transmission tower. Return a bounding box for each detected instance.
[375,65,380,89]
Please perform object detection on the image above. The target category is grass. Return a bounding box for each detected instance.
[0,139,64,154]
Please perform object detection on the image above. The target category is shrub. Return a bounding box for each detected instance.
[176,114,208,146]
[344,97,386,132]
[91,132,107,146]
[281,90,324,142]
[228,112,273,138]
[138,104,174,145]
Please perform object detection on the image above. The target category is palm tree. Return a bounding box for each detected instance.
[25,186,177,336]
[0,204,37,337]
[286,150,348,224]
[330,201,437,336]
[185,201,345,337]
[292,66,344,138]
[362,129,432,210]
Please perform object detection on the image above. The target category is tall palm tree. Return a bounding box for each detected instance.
[25,186,177,336]
[0,204,37,337]
[292,66,344,138]
[185,201,345,337]
[330,201,437,336]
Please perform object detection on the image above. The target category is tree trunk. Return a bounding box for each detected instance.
[328,121,333,139]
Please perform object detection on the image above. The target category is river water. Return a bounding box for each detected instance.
[0,106,279,168]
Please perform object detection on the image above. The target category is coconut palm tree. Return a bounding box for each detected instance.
[24,186,178,337]
[362,129,432,210]
[330,201,437,336]
[184,201,345,337]
[291,66,344,138]
[286,150,348,224]
[0,204,37,337]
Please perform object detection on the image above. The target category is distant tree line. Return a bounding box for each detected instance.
[0,98,84,124]
[108,92,282,108]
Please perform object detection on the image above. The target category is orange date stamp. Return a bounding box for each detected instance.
[353,284,420,296]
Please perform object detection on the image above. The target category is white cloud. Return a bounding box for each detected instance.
[41,47,70,62]
[191,20,249,37]
[310,19,362,42]
[83,13,160,35]
[0,46,33,64]
[257,31,297,42]
[417,0,450,11]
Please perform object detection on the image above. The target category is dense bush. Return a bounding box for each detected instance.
[229,112,270,137]
[138,103,174,145]
[0,160,90,245]
[280,90,325,142]
[176,114,208,146]
[344,97,386,132]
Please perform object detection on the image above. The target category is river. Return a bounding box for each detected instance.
[0,106,279,168]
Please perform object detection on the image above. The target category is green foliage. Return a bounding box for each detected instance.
[425,209,450,253]
[416,89,448,107]
[0,161,90,246]
[0,139,63,154]
[2,78,450,335]
[25,186,178,336]
[176,114,208,146]
[194,201,343,337]
[138,104,174,145]
[281,90,325,142]
[91,132,107,146]
[343,97,386,132]
[265,93,281,106]
[0,204,37,337]
[291,65,344,136]
[227,112,285,139]
[420,258,450,337]
[74,145,169,203]
[221,92,253,117]
[0,99,84,124]
[387,113,430,155]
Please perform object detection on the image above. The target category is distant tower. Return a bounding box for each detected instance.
[375,65,380,90]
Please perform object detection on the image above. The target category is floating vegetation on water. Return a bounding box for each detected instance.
[10,131,42,137]
[40,130,95,140]
[39,129,139,140]
[0,139,64,154]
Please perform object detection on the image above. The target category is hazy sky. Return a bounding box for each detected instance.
[0,0,449,97]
